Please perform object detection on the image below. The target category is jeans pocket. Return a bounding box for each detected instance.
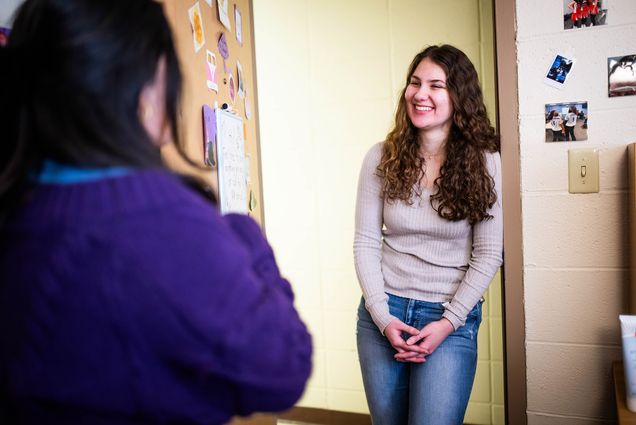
[467,300,483,321]
[467,310,482,340]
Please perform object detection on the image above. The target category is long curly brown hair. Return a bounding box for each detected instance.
[378,44,499,224]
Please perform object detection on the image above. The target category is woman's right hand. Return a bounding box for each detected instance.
[384,319,427,357]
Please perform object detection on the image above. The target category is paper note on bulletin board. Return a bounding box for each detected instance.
[217,109,247,214]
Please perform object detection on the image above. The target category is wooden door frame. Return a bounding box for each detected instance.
[493,0,527,424]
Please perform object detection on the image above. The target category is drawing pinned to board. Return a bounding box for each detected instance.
[188,2,205,53]
[236,60,245,99]
[202,104,217,167]
[235,5,243,45]
[228,73,236,103]
[217,0,231,31]
[216,109,247,214]
[217,32,230,73]
[0,27,10,47]
[608,54,636,97]
[205,50,218,92]
[545,54,575,89]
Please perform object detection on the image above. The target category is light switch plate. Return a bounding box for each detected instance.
[568,148,599,193]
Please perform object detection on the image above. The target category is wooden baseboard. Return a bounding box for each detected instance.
[229,406,371,425]
[279,407,371,425]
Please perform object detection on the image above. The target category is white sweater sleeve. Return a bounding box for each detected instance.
[442,151,504,329]
[353,143,393,333]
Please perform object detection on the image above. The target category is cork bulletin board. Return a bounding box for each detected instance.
[161,0,264,224]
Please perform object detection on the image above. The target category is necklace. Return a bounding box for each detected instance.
[421,152,443,161]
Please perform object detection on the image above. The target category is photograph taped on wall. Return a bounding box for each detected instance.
[608,54,636,97]
[545,54,575,89]
[563,0,607,30]
[544,101,588,143]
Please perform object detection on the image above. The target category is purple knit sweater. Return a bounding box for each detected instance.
[0,169,312,424]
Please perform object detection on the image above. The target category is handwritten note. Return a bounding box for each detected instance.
[216,109,247,214]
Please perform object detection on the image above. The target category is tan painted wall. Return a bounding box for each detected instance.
[253,1,503,423]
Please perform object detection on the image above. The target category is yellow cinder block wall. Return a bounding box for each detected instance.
[253,1,503,423]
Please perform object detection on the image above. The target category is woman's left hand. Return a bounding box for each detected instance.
[393,318,454,362]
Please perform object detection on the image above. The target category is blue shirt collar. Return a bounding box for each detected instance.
[36,160,130,184]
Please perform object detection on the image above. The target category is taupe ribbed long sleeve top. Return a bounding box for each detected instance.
[353,142,503,332]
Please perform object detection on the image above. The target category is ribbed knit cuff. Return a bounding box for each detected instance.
[366,301,393,335]
[441,308,463,331]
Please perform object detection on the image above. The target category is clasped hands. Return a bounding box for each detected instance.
[384,318,454,363]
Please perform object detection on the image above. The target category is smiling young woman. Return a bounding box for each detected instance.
[353,44,502,425]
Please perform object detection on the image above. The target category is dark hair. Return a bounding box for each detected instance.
[378,44,499,224]
[0,0,212,223]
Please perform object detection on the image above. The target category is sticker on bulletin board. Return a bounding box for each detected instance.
[218,32,230,73]
[216,109,247,214]
[249,189,257,212]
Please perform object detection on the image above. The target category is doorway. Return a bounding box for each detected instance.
[251,0,509,424]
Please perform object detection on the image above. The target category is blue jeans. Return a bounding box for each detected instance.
[356,294,482,425]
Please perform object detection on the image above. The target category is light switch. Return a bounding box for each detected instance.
[568,148,599,193]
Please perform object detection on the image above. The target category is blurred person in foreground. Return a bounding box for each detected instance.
[0,0,311,423]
